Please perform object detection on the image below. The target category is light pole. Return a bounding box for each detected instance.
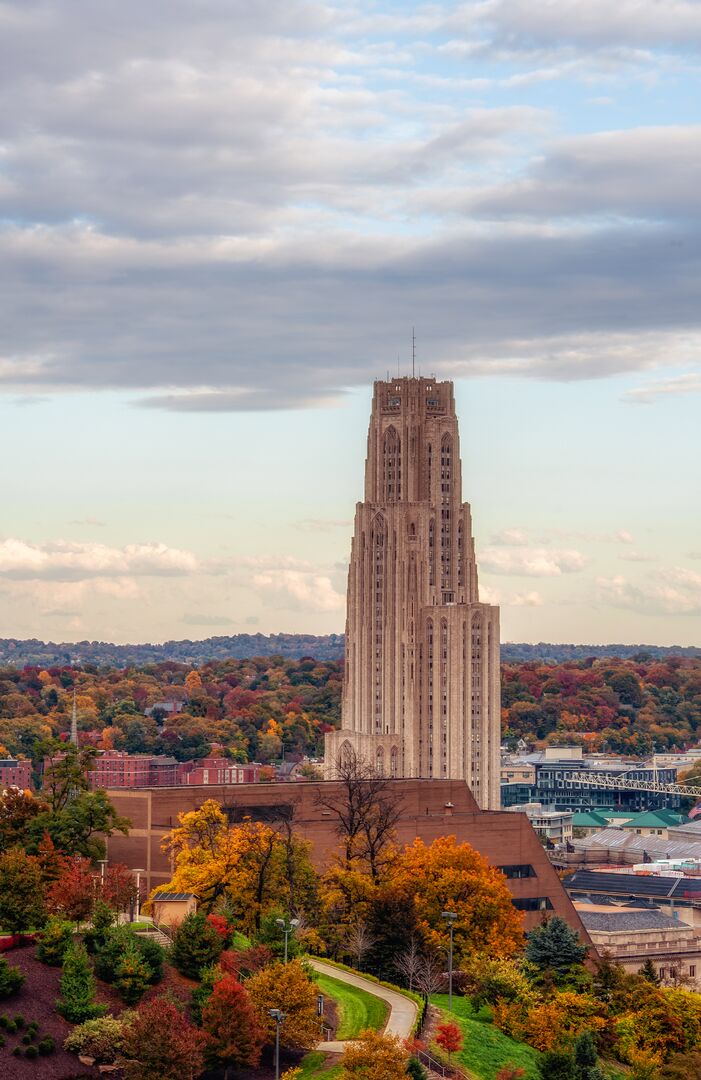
[269,1009,286,1080]
[442,911,457,1011]
[133,869,145,921]
[276,916,300,963]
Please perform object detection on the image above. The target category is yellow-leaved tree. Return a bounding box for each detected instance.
[247,959,320,1050]
[389,835,524,963]
[159,799,316,931]
[341,1029,409,1080]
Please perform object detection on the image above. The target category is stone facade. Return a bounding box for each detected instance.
[325,376,500,808]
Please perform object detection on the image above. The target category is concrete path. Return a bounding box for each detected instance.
[309,958,418,1054]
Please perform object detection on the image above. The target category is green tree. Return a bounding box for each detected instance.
[29,790,130,861]
[0,848,47,932]
[639,958,661,985]
[114,941,153,1004]
[525,917,586,981]
[171,911,223,979]
[573,1032,605,1080]
[537,1050,577,1080]
[56,942,106,1023]
[36,916,74,965]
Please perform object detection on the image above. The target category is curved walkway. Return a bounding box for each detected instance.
[309,958,418,1053]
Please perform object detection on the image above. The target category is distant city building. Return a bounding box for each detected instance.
[45,749,261,789]
[325,376,501,808]
[501,745,680,813]
[0,758,32,790]
[507,801,574,845]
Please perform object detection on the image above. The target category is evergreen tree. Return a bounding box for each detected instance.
[83,899,116,954]
[36,916,74,966]
[537,1050,577,1080]
[171,911,223,979]
[525,917,586,979]
[639,958,661,985]
[56,942,106,1023]
[114,941,153,1004]
[573,1032,605,1080]
[406,1059,429,1080]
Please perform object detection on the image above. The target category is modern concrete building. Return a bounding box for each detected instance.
[573,901,701,984]
[507,802,574,845]
[324,377,500,808]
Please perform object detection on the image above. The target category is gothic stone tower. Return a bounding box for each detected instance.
[324,376,501,809]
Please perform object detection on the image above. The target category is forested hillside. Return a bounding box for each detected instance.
[1,634,698,668]
[1,655,701,765]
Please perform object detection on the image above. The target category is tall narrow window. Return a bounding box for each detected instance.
[428,518,435,587]
[372,516,386,734]
[383,426,401,502]
[440,435,452,588]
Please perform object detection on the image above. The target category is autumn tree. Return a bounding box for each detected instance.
[46,856,96,926]
[389,835,524,964]
[0,788,48,852]
[315,749,403,880]
[201,975,265,1076]
[161,799,316,929]
[0,847,47,932]
[247,959,321,1050]
[341,1029,409,1080]
[436,1022,463,1064]
[120,996,207,1080]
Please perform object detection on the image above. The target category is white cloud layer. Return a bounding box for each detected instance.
[597,567,701,615]
[480,546,587,576]
[0,538,198,580]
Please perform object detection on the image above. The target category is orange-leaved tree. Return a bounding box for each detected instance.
[388,835,524,963]
[159,799,316,929]
[340,1029,409,1080]
[435,1021,463,1063]
[247,959,321,1051]
[201,974,265,1075]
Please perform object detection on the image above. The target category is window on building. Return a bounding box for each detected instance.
[511,897,553,911]
[497,865,537,879]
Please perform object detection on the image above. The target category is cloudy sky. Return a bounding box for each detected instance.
[1,0,700,647]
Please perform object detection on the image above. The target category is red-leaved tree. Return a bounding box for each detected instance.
[46,856,96,926]
[201,975,265,1076]
[436,1022,463,1064]
[102,863,137,911]
[121,997,207,1080]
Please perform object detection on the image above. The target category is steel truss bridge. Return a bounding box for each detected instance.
[565,771,701,798]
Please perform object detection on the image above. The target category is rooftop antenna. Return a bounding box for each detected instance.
[412,328,416,378]
[70,689,78,747]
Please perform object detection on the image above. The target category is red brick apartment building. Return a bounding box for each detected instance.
[0,758,32,789]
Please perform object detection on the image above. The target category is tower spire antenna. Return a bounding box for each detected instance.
[412,327,416,378]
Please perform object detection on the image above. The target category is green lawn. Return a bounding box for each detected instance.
[315,972,389,1040]
[430,995,541,1080]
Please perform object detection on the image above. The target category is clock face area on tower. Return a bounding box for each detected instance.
[325,376,501,809]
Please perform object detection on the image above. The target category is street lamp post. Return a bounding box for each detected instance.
[133,869,145,922]
[275,916,300,963]
[442,911,457,1011]
[269,1009,286,1080]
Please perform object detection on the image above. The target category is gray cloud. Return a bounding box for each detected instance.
[181,613,237,627]
[2,2,701,409]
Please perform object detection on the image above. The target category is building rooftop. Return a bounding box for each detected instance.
[571,829,701,862]
[577,907,689,933]
[566,869,701,901]
[151,892,195,902]
[571,811,612,828]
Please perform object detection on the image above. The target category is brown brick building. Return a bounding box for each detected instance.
[105,777,590,934]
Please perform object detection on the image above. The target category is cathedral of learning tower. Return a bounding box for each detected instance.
[324,376,501,809]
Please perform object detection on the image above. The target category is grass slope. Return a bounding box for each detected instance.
[431,995,540,1080]
[297,1051,342,1080]
[315,972,389,1040]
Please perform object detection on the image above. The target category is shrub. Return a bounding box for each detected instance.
[25,1044,39,1059]
[0,1034,4,1048]
[4,1018,17,1034]
[64,1016,125,1064]
[38,1036,55,1055]
[121,997,207,1080]
[0,1013,8,1028]
[171,911,223,979]
[134,934,165,983]
[22,1032,34,1044]
[0,954,25,998]
[14,1013,25,1028]
[37,916,75,965]
[406,1057,428,1080]
[94,925,134,982]
[12,1045,21,1057]
[114,942,153,1004]
[56,942,106,1024]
